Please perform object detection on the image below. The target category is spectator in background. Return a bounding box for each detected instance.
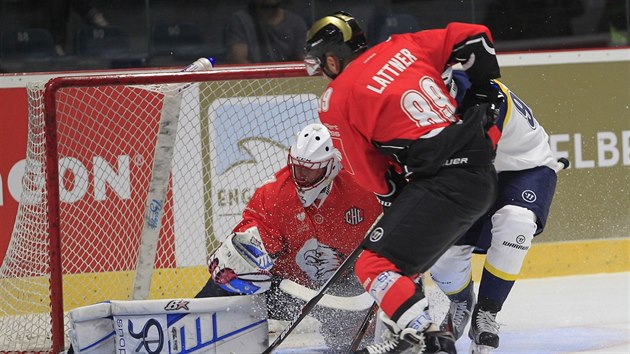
[598,0,628,46]
[225,0,307,64]
[45,0,109,56]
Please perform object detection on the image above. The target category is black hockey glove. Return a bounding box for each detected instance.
[459,80,505,129]
[374,167,407,209]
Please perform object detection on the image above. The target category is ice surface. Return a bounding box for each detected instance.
[274,272,630,353]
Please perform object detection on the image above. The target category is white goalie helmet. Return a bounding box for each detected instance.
[288,123,342,207]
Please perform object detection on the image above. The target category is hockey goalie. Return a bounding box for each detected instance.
[195,123,382,352]
[68,124,381,353]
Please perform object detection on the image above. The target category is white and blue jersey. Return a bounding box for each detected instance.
[453,71,557,172]
[452,71,558,248]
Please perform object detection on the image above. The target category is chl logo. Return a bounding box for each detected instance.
[345,207,364,225]
[369,227,384,242]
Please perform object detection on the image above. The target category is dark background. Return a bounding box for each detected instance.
[0,0,627,72]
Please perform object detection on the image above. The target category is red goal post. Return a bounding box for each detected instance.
[0,63,327,353]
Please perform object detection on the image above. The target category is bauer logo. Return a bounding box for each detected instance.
[521,190,537,203]
[369,227,384,242]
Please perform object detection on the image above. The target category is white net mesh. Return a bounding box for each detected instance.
[0,66,327,352]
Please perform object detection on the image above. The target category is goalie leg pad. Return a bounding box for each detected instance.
[208,227,274,294]
[485,205,537,280]
[429,245,475,295]
[69,297,268,354]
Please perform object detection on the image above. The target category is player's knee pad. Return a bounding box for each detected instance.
[430,245,475,295]
[485,205,537,280]
[208,227,274,294]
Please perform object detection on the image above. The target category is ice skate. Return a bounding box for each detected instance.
[468,305,500,354]
[355,311,456,354]
[440,281,476,340]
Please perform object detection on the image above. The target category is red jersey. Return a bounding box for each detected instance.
[233,166,381,287]
[318,23,500,194]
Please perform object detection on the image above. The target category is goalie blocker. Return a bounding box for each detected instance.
[67,296,268,354]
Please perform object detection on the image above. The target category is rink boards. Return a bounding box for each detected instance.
[0,237,627,317]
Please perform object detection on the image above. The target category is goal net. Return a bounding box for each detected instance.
[0,64,327,353]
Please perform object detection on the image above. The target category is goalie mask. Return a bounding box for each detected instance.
[288,124,342,207]
[305,11,367,78]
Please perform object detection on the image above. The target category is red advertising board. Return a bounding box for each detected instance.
[0,85,176,271]
[0,88,28,263]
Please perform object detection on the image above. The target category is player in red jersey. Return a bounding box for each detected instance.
[197,123,382,352]
[305,12,504,353]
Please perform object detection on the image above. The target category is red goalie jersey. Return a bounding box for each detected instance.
[232,166,381,287]
[318,23,500,194]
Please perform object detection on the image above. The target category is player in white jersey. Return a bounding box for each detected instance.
[429,68,560,353]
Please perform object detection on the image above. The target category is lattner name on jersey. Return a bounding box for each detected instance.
[366,48,418,94]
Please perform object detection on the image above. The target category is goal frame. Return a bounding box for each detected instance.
[42,64,309,353]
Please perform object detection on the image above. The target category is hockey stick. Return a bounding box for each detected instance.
[279,279,374,311]
[263,213,383,354]
[132,58,213,300]
[132,93,183,300]
[555,157,570,173]
[349,301,378,352]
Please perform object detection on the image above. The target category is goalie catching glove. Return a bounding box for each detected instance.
[208,227,274,295]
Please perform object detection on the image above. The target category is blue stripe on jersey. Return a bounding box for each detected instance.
[452,70,509,131]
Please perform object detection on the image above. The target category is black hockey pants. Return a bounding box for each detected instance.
[364,105,499,275]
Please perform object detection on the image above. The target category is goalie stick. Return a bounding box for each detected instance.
[279,279,373,311]
[262,213,383,354]
[132,57,213,300]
